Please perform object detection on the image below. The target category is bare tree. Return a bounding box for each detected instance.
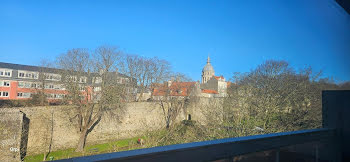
[160,99,186,129]
[30,59,53,106]
[169,72,192,82]
[120,55,170,101]
[224,60,331,135]
[56,47,124,152]
[156,81,191,129]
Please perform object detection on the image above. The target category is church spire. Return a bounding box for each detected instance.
[202,54,214,84]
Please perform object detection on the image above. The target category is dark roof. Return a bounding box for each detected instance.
[0,62,131,78]
[0,62,61,73]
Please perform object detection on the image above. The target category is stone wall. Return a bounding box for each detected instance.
[185,97,224,125]
[0,98,222,156]
[0,109,29,162]
[17,102,170,155]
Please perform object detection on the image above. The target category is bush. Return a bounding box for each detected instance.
[0,100,33,108]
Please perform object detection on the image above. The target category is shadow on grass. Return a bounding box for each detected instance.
[24,137,142,162]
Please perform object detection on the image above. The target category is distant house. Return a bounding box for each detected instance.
[152,56,230,99]
[0,62,135,103]
[152,81,199,100]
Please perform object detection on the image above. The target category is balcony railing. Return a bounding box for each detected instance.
[56,90,349,162]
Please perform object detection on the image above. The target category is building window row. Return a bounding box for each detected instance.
[0,69,12,77]
[67,76,87,83]
[18,81,65,90]
[93,77,102,84]
[80,77,87,83]
[80,86,86,91]
[0,69,130,86]
[93,86,101,91]
[18,81,39,89]
[18,70,39,79]
[0,91,9,97]
[119,78,129,84]
[45,73,61,81]
[16,92,65,99]
[46,93,65,99]
[17,71,63,81]
[45,84,55,89]
[17,92,31,98]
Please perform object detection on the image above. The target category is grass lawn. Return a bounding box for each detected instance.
[24,137,142,162]
[23,122,201,161]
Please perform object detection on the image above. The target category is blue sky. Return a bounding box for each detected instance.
[1,0,349,82]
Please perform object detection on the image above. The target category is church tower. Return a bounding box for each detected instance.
[201,55,215,83]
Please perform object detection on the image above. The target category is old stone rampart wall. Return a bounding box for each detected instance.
[1,98,223,155]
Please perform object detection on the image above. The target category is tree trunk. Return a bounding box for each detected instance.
[137,87,144,102]
[75,128,88,152]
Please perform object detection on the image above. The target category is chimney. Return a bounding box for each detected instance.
[115,68,119,75]
[167,80,172,87]
[99,69,105,75]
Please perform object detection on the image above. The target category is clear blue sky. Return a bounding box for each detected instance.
[1,0,349,82]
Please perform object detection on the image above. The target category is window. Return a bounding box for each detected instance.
[17,92,31,98]
[54,84,61,90]
[67,75,78,82]
[24,82,31,88]
[58,84,65,90]
[18,81,24,88]
[24,93,31,98]
[5,71,11,76]
[3,81,10,86]
[94,87,101,91]
[94,77,102,84]
[0,69,12,77]
[46,94,53,99]
[80,77,87,83]
[80,86,86,91]
[46,93,64,99]
[0,80,10,87]
[18,81,40,88]
[44,84,55,89]
[124,78,129,82]
[0,91,9,97]
[45,73,61,81]
[19,72,25,77]
[18,70,38,79]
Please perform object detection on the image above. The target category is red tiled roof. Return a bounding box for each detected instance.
[227,81,232,87]
[213,76,224,80]
[153,82,196,96]
[201,89,218,94]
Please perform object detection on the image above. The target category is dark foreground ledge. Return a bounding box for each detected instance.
[56,128,335,162]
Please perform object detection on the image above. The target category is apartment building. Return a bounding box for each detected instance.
[0,62,134,103]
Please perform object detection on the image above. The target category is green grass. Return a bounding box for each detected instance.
[24,137,142,162]
[24,121,210,162]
